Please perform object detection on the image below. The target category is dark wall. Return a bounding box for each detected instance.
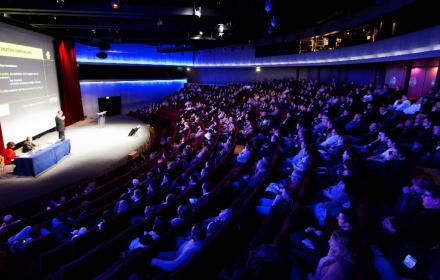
[78,64,188,80]
[188,67,298,84]
[189,63,403,87]
[189,65,377,85]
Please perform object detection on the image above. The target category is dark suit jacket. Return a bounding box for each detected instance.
[55,115,65,131]
[22,141,36,153]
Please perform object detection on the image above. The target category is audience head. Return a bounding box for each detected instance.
[337,209,356,231]
[207,220,224,239]
[132,178,140,187]
[433,124,440,136]
[177,204,191,219]
[422,184,440,209]
[423,117,432,129]
[328,230,354,258]
[102,209,113,222]
[144,205,154,218]
[256,159,269,171]
[191,223,206,241]
[201,182,211,194]
[132,189,143,200]
[411,176,434,193]
[71,227,87,239]
[189,174,198,184]
[116,200,130,214]
[81,201,91,212]
[6,142,15,149]
[368,122,377,132]
[164,194,176,204]
[218,208,233,221]
[2,214,14,226]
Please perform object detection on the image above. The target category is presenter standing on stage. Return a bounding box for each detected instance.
[55,110,66,140]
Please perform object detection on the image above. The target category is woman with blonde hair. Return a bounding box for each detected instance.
[309,230,357,280]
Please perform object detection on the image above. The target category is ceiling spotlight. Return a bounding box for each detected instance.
[186,67,191,72]
[267,26,273,35]
[265,0,272,13]
[199,31,204,36]
[217,24,224,33]
[111,1,119,10]
[256,66,261,72]
[194,6,202,18]
[271,16,277,27]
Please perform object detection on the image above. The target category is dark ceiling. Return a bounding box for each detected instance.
[0,0,374,51]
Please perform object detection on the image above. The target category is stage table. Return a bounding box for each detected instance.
[14,139,71,176]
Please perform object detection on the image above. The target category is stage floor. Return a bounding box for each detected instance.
[0,115,150,211]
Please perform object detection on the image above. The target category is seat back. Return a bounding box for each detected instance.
[0,155,5,176]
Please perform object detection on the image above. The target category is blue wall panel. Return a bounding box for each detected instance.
[80,79,186,117]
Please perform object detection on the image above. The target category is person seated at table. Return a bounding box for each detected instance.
[3,142,16,165]
[22,136,38,153]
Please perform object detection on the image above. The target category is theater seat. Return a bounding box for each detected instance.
[0,155,5,176]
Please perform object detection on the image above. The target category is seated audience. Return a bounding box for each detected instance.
[150,223,206,271]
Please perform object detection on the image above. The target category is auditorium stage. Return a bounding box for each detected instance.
[0,115,150,211]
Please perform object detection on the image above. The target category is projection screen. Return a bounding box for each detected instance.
[0,22,61,144]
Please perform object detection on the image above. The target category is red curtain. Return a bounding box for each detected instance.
[57,40,84,126]
[0,123,4,156]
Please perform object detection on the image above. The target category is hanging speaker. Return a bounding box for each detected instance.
[96,52,108,59]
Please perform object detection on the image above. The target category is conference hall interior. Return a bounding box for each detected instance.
[1,0,440,279]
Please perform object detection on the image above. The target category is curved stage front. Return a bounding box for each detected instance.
[0,115,150,210]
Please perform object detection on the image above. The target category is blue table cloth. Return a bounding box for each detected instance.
[14,139,71,176]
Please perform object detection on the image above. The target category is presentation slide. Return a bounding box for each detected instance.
[0,22,61,144]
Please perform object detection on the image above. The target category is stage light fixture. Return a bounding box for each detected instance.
[265,0,272,13]
[194,6,202,18]
[217,24,225,37]
[271,16,277,27]
[267,26,273,35]
[186,67,191,72]
[111,1,120,10]
[256,66,261,72]
[217,24,224,33]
